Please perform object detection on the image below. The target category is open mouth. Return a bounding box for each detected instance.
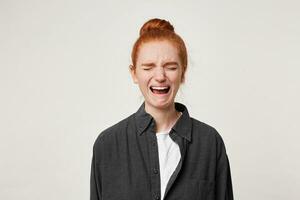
[150,86,170,94]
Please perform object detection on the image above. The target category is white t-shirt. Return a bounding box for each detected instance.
[156,128,181,199]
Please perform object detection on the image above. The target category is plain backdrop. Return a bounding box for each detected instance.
[1,0,299,199]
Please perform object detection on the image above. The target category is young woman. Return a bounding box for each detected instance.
[90,18,234,200]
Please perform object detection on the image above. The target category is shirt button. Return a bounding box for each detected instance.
[153,168,158,174]
[154,194,160,200]
[152,141,156,146]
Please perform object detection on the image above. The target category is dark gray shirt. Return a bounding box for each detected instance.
[90,102,234,200]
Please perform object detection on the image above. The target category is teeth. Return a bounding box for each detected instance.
[151,86,169,90]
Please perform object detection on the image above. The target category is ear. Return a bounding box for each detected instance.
[129,64,138,84]
[181,76,185,84]
[181,72,185,84]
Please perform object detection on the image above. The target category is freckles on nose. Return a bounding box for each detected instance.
[154,68,166,78]
[154,73,166,81]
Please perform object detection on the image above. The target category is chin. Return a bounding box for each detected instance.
[147,98,174,110]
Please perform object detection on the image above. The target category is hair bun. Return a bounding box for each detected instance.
[139,18,174,36]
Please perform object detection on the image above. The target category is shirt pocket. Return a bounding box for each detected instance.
[180,179,214,200]
[198,179,215,200]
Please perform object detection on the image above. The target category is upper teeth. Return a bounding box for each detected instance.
[151,86,169,90]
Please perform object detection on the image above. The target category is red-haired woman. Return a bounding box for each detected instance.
[91,18,234,200]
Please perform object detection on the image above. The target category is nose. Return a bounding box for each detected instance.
[154,67,166,82]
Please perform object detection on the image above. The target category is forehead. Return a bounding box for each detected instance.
[137,40,179,63]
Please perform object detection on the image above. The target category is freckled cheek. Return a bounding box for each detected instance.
[141,74,153,85]
[167,74,181,83]
[136,72,151,82]
[138,79,151,91]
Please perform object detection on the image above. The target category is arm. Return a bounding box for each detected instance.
[215,133,234,200]
[90,147,102,200]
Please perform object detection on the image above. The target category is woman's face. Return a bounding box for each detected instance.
[130,40,183,110]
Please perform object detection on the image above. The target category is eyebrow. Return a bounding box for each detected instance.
[164,62,179,67]
[141,63,155,67]
[141,61,179,67]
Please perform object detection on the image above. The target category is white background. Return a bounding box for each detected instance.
[1,0,299,199]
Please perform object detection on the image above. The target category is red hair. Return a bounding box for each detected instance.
[131,18,188,82]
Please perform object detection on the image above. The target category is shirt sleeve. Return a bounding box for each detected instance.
[215,133,234,200]
[90,147,102,200]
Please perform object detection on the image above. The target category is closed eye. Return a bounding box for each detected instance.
[167,67,178,70]
[164,62,179,70]
[141,63,155,71]
[142,67,152,71]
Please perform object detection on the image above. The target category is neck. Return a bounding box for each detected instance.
[145,102,181,133]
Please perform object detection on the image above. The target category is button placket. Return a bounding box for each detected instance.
[147,120,161,200]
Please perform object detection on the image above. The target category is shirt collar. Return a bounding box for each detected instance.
[134,101,192,142]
